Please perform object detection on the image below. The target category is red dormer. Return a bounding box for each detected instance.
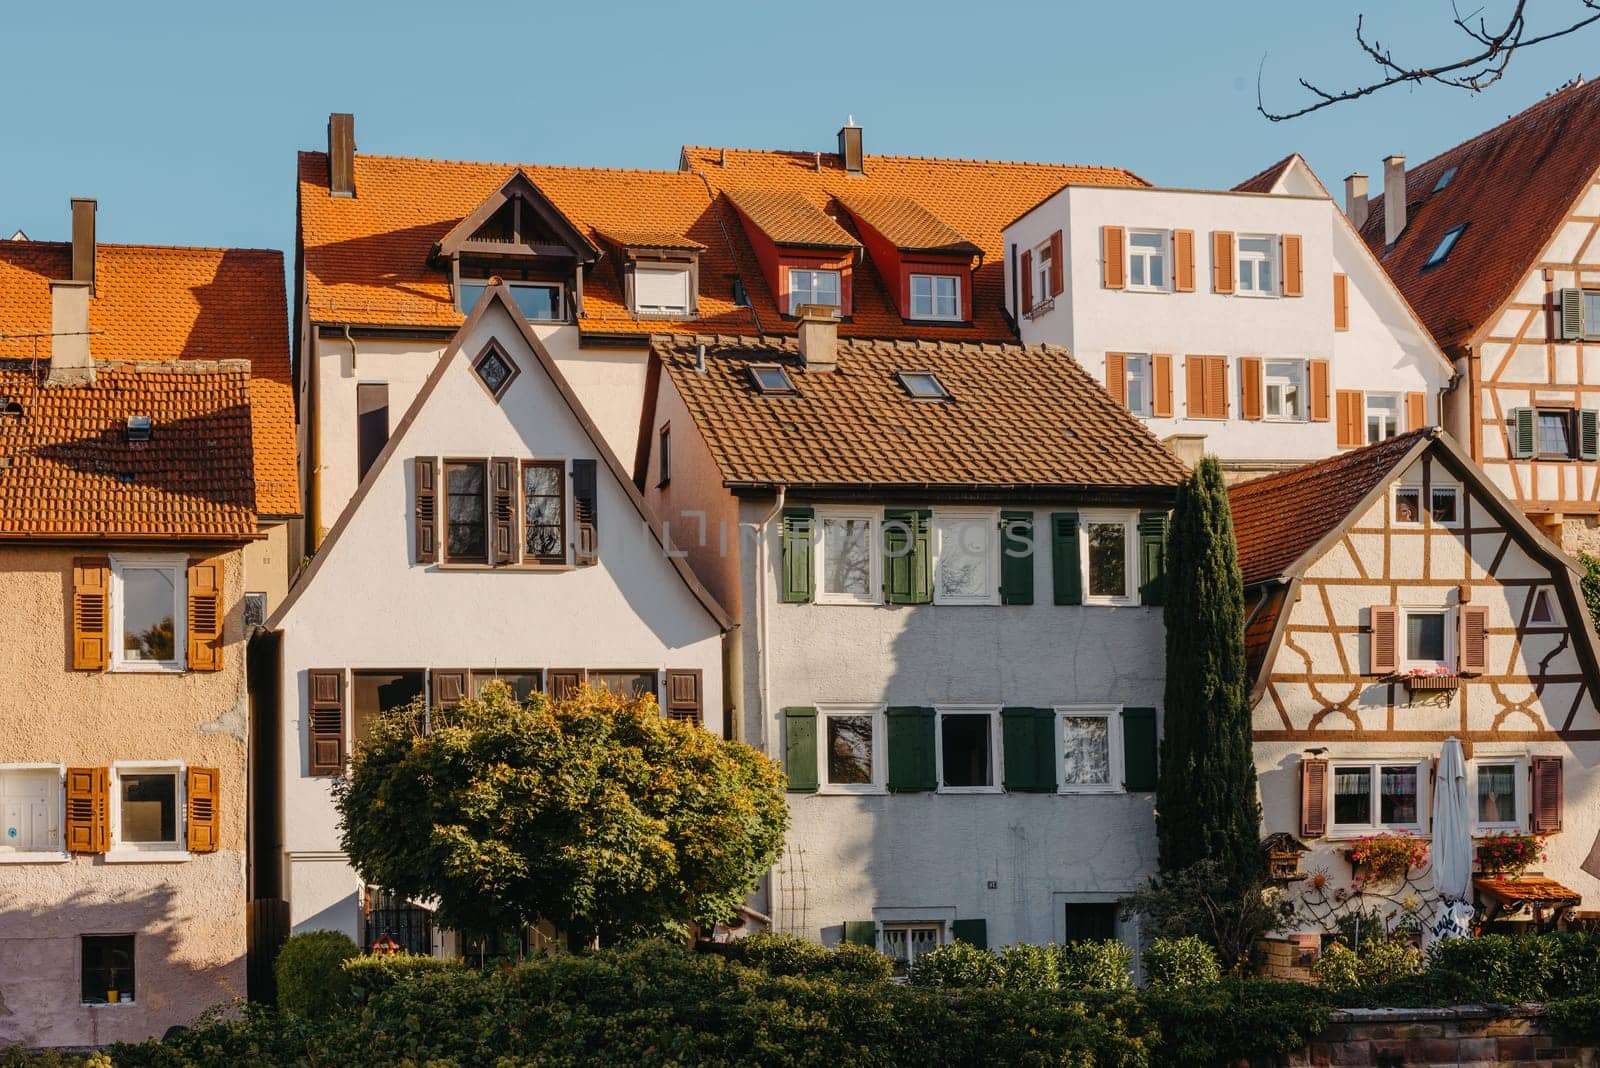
[724,189,860,318]
[837,195,980,324]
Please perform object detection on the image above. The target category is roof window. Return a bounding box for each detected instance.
[1423,224,1467,270]
[1432,167,1457,194]
[749,364,797,394]
[897,371,950,400]
[125,415,152,442]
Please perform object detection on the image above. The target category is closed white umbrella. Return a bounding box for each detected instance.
[1432,736,1473,908]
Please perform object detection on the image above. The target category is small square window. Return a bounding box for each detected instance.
[1062,902,1118,944]
[1331,762,1423,831]
[117,769,178,848]
[880,923,943,973]
[634,266,692,316]
[1127,230,1168,290]
[472,344,519,400]
[471,670,542,703]
[897,371,950,400]
[819,709,881,791]
[352,671,425,748]
[1424,225,1467,269]
[749,364,796,394]
[1430,487,1458,525]
[1366,394,1402,443]
[1,767,61,854]
[1405,611,1447,664]
[1394,487,1421,524]
[1538,409,1575,458]
[938,710,997,790]
[1236,235,1278,295]
[1432,167,1457,194]
[788,269,840,314]
[1476,762,1518,826]
[242,592,268,630]
[82,935,135,1005]
[1263,359,1306,421]
[909,274,961,320]
[590,670,659,702]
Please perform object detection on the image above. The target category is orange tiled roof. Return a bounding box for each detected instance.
[1361,79,1600,353]
[1233,155,1298,195]
[0,359,258,539]
[0,242,297,516]
[596,227,707,252]
[725,188,860,249]
[1474,876,1582,904]
[836,194,981,255]
[653,333,1188,490]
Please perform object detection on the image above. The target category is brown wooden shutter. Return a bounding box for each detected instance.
[1369,605,1399,675]
[1049,230,1065,296]
[1195,356,1227,419]
[71,557,110,671]
[307,669,346,776]
[1458,604,1489,675]
[1239,356,1264,421]
[1173,230,1195,292]
[432,669,468,708]
[1151,354,1174,417]
[1300,758,1328,838]
[414,457,438,565]
[186,556,225,672]
[548,669,585,703]
[1309,359,1331,422]
[1101,226,1125,289]
[1020,250,1033,314]
[1336,390,1364,448]
[1212,231,1235,294]
[1333,273,1350,330]
[1185,356,1205,418]
[1406,391,1427,431]
[665,669,704,726]
[1532,756,1564,833]
[1105,353,1128,407]
[490,457,518,566]
[185,767,220,853]
[572,459,598,565]
[1282,234,1303,297]
[65,767,109,853]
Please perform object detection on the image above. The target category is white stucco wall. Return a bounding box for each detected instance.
[280,299,725,938]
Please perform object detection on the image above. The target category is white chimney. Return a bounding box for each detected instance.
[795,304,838,371]
[47,280,94,386]
[1344,173,1369,230]
[1383,155,1407,246]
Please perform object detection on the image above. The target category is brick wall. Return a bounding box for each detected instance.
[1291,1005,1593,1067]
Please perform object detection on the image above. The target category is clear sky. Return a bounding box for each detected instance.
[2,0,1597,255]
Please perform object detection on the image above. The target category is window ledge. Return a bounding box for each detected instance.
[817,787,887,796]
[85,1001,138,1009]
[1058,786,1122,796]
[0,852,70,864]
[937,787,1004,795]
[432,562,576,573]
[1325,831,1428,843]
[1124,286,1169,295]
[108,664,185,675]
[104,850,191,864]
[814,596,884,607]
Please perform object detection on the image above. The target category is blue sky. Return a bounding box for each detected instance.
[2,0,1596,254]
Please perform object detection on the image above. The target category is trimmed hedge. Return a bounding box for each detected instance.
[909,938,1132,992]
[1144,936,1222,988]
[272,930,359,1019]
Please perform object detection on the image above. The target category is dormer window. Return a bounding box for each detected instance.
[458,273,564,321]
[910,275,960,321]
[635,266,692,316]
[788,269,840,314]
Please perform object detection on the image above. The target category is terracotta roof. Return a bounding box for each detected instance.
[725,188,860,250]
[0,359,258,539]
[1229,429,1432,586]
[836,195,981,255]
[0,242,297,516]
[1474,876,1582,904]
[1233,155,1298,194]
[595,228,707,252]
[1360,78,1600,353]
[653,333,1188,490]
[1245,584,1290,684]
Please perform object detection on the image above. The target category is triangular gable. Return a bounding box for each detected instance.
[432,170,601,263]
[270,283,729,630]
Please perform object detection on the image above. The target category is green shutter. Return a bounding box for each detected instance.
[886,706,937,792]
[1001,707,1056,792]
[1138,512,1168,606]
[843,920,878,947]
[951,918,988,950]
[780,508,814,603]
[1560,288,1584,341]
[884,509,932,605]
[1581,410,1600,461]
[999,511,1035,605]
[1510,407,1537,459]
[783,707,818,792]
[1051,513,1082,606]
[1121,707,1158,792]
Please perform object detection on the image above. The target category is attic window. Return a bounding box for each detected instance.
[1432,167,1457,193]
[472,343,520,401]
[125,415,153,442]
[0,397,21,419]
[749,364,796,394]
[897,371,950,400]
[1423,224,1467,270]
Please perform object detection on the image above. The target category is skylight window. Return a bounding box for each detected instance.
[1432,167,1457,193]
[749,364,796,394]
[1424,224,1467,270]
[897,371,950,400]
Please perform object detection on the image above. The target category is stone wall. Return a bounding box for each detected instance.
[1290,1005,1593,1067]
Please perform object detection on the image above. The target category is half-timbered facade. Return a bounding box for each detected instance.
[1232,428,1600,935]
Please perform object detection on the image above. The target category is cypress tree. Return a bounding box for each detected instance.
[1157,455,1263,881]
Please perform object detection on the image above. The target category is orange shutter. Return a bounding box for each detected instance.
[186,767,220,853]
[1105,353,1128,407]
[186,557,225,672]
[1308,360,1331,422]
[1282,234,1303,297]
[71,558,110,671]
[1151,355,1173,417]
[1239,357,1264,420]
[1102,226,1125,290]
[1185,356,1205,418]
[1369,605,1399,675]
[1336,390,1364,448]
[1458,604,1489,675]
[1049,230,1065,296]
[1205,356,1228,419]
[1020,250,1033,314]
[1173,230,1195,292]
[1212,231,1235,294]
[65,767,109,853]
[1333,273,1350,330]
[1406,391,1427,431]
[1532,756,1564,833]
[1300,758,1328,838]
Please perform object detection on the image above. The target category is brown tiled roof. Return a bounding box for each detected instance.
[654,334,1188,490]
[0,242,297,515]
[1229,429,1432,586]
[836,195,981,255]
[1233,155,1298,194]
[1474,876,1582,904]
[1360,79,1600,353]
[0,359,258,539]
[725,188,860,250]
[1245,584,1289,684]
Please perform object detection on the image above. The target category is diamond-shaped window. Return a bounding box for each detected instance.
[472,343,520,400]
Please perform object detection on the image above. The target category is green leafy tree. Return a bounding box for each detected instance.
[1580,553,1600,630]
[335,683,788,950]
[1157,455,1263,881]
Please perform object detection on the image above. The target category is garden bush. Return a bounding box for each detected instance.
[272,929,359,1018]
[341,951,464,1002]
[996,942,1060,990]
[1144,935,1222,988]
[906,939,1001,988]
[1056,938,1135,990]
[1312,935,1423,993]
[716,932,894,983]
[1546,993,1600,1044]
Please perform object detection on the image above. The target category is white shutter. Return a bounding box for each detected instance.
[635,267,691,314]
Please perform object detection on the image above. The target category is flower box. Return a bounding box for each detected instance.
[1405,673,1459,692]
[1477,832,1547,880]
[1345,832,1430,884]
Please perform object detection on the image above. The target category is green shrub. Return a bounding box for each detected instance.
[906,939,1002,988]
[1427,934,1559,1003]
[1311,940,1362,993]
[1144,936,1222,988]
[717,932,894,983]
[995,942,1059,990]
[273,929,359,1018]
[1141,978,1330,1065]
[341,951,464,1003]
[1547,994,1600,1044]
[1313,935,1423,993]
[1056,938,1134,991]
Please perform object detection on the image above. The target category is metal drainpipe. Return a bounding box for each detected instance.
[753,486,786,755]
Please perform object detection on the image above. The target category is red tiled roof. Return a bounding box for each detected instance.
[0,242,297,516]
[1244,584,1290,685]
[1233,155,1298,194]
[1474,876,1582,904]
[0,359,258,539]
[1360,78,1600,353]
[653,333,1188,490]
[836,195,981,255]
[726,188,860,249]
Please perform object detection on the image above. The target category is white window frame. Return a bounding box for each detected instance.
[934,705,1003,794]
[1428,485,1461,528]
[787,269,841,314]
[816,705,886,794]
[878,921,946,968]
[458,279,566,322]
[107,761,188,861]
[813,509,882,606]
[932,509,1001,606]
[634,265,692,316]
[1079,511,1139,607]
[109,554,187,673]
[1033,238,1053,302]
[1327,759,1429,837]
[1056,706,1123,795]
[1401,605,1453,673]
[1124,354,1153,417]
[1469,757,1526,834]
[1236,234,1279,297]
[1366,393,1402,443]
[1392,483,1461,529]
[1262,359,1307,422]
[1125,229,1170,292]
[909,273,961,321]
[1393,485,1424,526]
[0,764,66,862]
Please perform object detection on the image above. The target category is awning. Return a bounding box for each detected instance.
[1474,877,1582,929]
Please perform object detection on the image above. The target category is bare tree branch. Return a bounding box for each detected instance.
[1258,0,1600,122]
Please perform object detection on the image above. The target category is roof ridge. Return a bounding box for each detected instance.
[1233,153,1301,193]
[682,144,1143,174]
[1229,428,1431,501]
[308,149,694,178]
[3,240,284,256]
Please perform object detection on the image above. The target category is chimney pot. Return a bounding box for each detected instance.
[71,198,96,295]
[1383,154,1407,246]
[328,113,356,198]
[795,304,839,371]
[837,120,864,175]
[1343,173,1369,231]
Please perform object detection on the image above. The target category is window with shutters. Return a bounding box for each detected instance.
[1032,238,1054,310]
[787,269,840,313]
[1056,708,1121,794]
[880,923,943,972]
[0,765,63,859]
[1263,359,1307,421]
[1366,393,1402,443]
[522,460,566,564]
[470,670,543,703]
[1402,608,1451,671]
[109,555,186,672]
[1236,234,1278,296]
[590,670,660,702]
[445,460,489,563]
[936,707,1001,793]
[909,274,961,321]
[109,763,182,856]
[1079,512,1138,606]
[1537,409,1576,459]
[933,510,1000,606]
[1471,758,1524,832]
[817,706,884,793]
[1120,354,1153,417]
[1585,291,1600,341]
[352,670,426,749]
[1330,761,1426,834]
[813,509,880,605]
[81,935,135,1005]
[1126,230,1169,291]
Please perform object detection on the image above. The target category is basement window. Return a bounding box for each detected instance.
[1423,224,1467,270]
[749,364,796,394]
[897,371,949,400]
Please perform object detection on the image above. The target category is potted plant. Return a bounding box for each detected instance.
[1405,667,1459,692]
[1476,832,1546,880]
[1346,831,1430,885]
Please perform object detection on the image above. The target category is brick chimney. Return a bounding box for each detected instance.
[71,198,96,294]
[1383,155,1407,246]
[48,198,96,386]
[837,118,863,175]
[796,304,838,371]
[328,113,356,198]
[1344,173,1369,231]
